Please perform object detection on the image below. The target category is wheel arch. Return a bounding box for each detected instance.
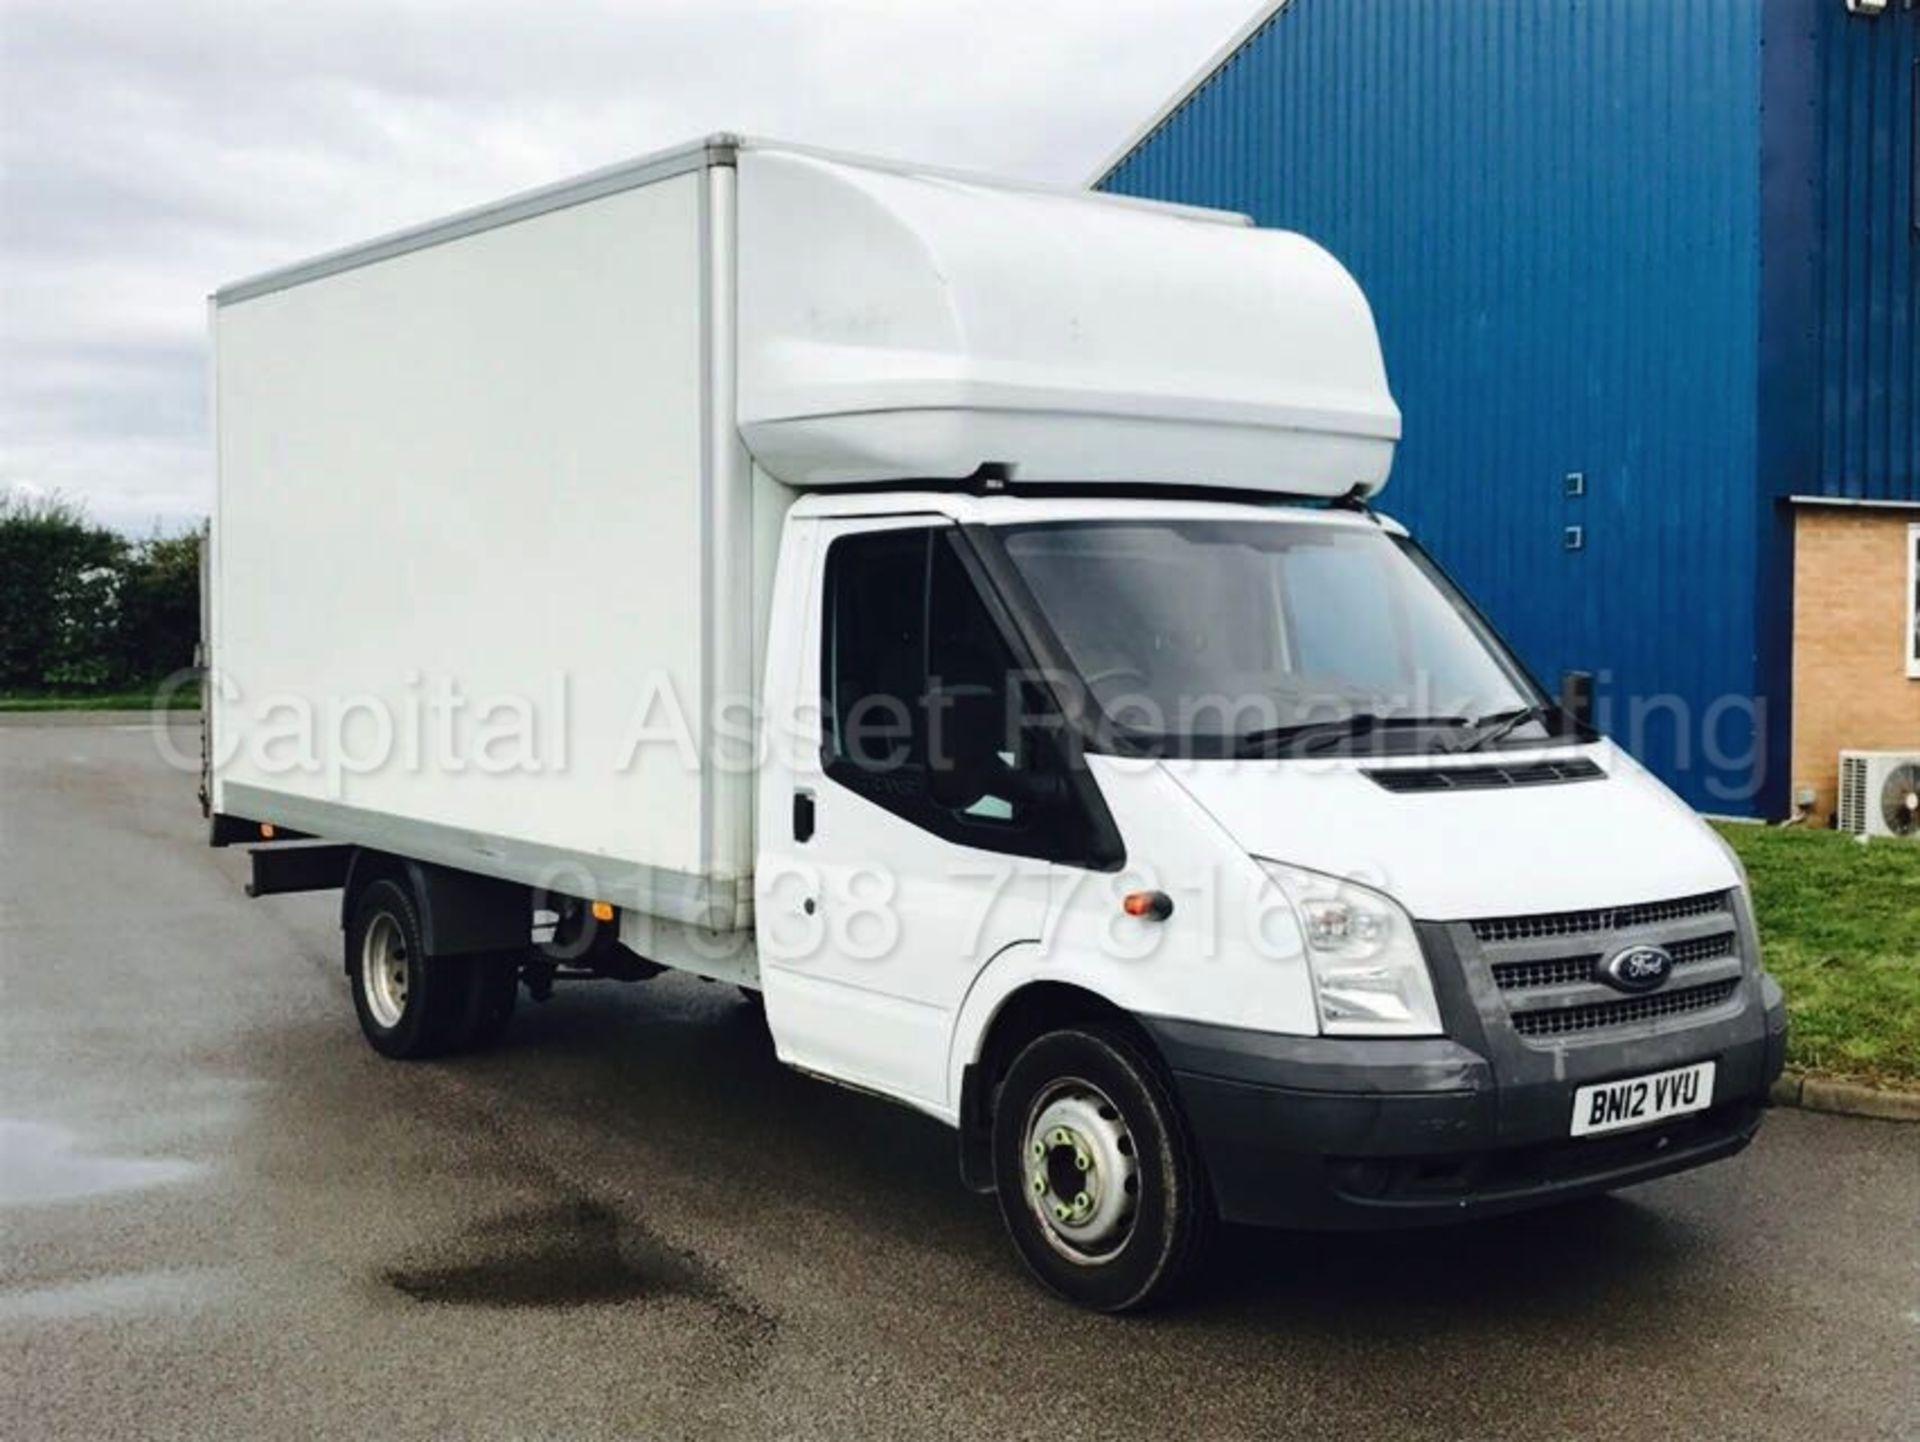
[952,973,1170,1194]
[340,850,531,965]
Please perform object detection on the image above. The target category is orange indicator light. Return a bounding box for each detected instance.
[1122,890,1174,922]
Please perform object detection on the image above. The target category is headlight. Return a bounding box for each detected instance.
[1257,859,1442,1037]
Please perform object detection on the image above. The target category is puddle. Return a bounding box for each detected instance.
[383,1199,725,1311]
[0,1120,199,1206]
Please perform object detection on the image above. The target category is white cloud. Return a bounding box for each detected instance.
[0,0,1250,532]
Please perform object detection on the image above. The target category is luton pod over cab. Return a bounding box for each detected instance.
[205,136,1787,1311]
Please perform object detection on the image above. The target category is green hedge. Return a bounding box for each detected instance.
[0,491,202,694]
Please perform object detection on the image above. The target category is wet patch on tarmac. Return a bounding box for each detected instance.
[0,1120,200,1207]
[380,1197,777,1356]
[0,1268,221,1323]
[382,1199,695,1308]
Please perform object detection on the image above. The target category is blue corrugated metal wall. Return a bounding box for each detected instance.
[1810,4,1917,502]
[1103,0,1769,812]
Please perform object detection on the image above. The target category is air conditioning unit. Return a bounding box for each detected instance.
[1837,751,1920,839]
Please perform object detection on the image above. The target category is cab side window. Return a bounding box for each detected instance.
[824,528,925,773]
[820,526,1107,864]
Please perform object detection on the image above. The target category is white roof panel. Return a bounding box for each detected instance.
[735,147,1399,498]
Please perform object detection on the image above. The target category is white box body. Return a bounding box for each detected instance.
[212,157,769,927]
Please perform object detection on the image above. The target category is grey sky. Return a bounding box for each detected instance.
[0,0,1251,534]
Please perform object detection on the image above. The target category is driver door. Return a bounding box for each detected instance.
[755,516,1065,1115]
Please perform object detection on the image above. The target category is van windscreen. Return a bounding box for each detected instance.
[995,518,1551,759]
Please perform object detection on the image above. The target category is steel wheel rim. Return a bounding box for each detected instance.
[361,912,410,1029]
[1021,1077,1139,1265]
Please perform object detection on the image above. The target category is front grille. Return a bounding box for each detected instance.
[1490,930,1736,991]
[1365,757,1604,793]
[1492,954,1603,990]
[1471,890,1728,944]
[1668,932,1737,965]
[1452,890,1747,1045]
[1509,979,1740,1038]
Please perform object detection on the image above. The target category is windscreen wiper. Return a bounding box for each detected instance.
[1235,714,1470,758]
[1455,703,1558,752]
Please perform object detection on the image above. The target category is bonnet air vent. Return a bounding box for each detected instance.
[1363,758,1605,793]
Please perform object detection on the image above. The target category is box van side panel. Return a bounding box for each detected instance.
[212,170,737,920]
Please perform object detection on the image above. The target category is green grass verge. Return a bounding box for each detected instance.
[0,689,201,712]
[1715,822,1920,1089]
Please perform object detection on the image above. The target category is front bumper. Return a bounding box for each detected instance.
[1142,974,1788,1230]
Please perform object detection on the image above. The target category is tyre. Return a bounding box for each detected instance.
[346,878,471,1059]
[991,1026,1211,1312]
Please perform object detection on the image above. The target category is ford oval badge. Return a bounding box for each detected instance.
[1598,944,1674,994]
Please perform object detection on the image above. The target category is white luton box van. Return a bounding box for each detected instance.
[206,136,1787,1310]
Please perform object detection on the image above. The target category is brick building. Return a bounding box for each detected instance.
[1790,505,1919,823]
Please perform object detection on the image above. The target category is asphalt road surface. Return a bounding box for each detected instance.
[3,715,1916,1441]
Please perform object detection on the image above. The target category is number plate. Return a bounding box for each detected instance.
[1570,1061,1715,1137]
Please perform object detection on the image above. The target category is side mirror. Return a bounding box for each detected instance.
[1558,670,1595,731]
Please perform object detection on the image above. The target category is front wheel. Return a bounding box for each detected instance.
[991,1026,1211,1312]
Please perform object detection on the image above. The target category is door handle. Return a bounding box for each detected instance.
[792,789,816,843]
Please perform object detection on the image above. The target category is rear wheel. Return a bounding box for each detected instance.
[347,879,470,1059]
[991,1026,1211,1312]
